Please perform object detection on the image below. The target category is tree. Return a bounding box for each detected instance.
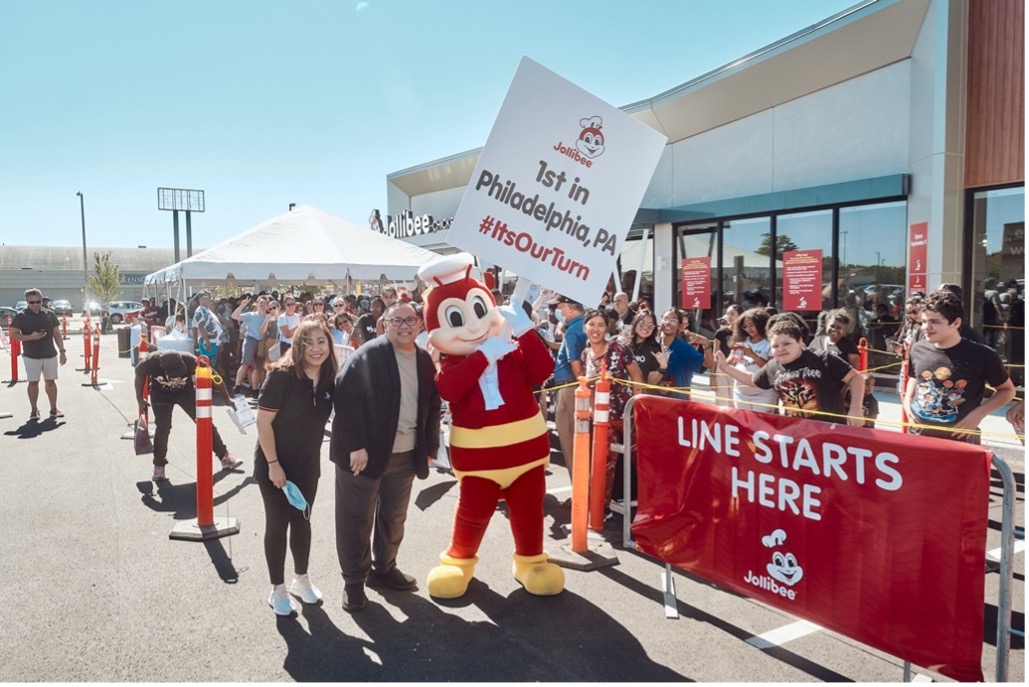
[87,251,121,306]
[755,232,799,258]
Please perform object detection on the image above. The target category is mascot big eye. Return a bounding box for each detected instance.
[418,253,564,599]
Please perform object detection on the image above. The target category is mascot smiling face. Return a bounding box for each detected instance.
[423,255,505,356]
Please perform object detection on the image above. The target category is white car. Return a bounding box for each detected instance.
[106,301,143,325]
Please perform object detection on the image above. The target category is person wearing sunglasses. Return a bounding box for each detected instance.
[9,288,66,420]
[330,302,441,612]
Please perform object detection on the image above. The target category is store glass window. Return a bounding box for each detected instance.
[774,209,832,329]
[722,217,772,311]
[619,231,655,308]
[969,186,1024,383]
[838,201,907,349]
[676,222,719,330]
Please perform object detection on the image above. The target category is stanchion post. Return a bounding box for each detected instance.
[61,315,68,340]
[589,363,610,532]
[139,333,149,424]
[169,355,240,542]
[195,356,215,527]
[90,323,100,386]
[8,315,20,383]
[571,377,592,553]
[82,320,92,373]
[858,337,868,372]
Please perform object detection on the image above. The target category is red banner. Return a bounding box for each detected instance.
[908,222,928,294]
[631,397,989,682]
[680,257,711,310]
[781,249,822,311]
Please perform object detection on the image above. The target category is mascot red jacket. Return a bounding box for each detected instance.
[419,253,564,599]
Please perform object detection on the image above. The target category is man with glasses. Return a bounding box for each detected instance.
[10,288,66,420]
[331,302,441,612]
[550,294,586,488]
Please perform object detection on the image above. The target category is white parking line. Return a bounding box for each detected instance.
[987,539,1026,561]
[745,620,821,649]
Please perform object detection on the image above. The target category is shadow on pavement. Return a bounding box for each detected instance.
[277,603,379,681]
[413,479,456,512]
[203,538,241,584]
[134,473,255,520]
[328,580,691,682]
[3,417,65,439]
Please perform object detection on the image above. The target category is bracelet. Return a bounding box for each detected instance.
[267,459,279,465]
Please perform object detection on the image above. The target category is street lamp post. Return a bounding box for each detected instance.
[77,191,89,311]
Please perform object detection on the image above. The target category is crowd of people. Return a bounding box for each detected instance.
[13,275,1019,617]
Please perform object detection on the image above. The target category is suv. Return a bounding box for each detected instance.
[51,299,74,316]
[106,301,143,325]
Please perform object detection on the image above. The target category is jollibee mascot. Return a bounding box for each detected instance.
[419,253,564,598]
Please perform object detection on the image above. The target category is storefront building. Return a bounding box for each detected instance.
[380,0,1022,376]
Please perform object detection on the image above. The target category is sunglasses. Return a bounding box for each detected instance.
[314,302,324,306]
[27,300,42,305]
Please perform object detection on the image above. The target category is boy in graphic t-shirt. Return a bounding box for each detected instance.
[716,318,865,426]
[903,290,1014,443]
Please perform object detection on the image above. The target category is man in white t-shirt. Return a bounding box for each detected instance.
[277,296,301,357]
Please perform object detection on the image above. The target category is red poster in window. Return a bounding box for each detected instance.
[680,257,711,310]
[908,222,928,294]
[631,397,988,682]
[781,250,822,311]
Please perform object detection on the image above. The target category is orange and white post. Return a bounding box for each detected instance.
[194,356,215,528]
[571,377,592,553]
[7,315,19,383]
[589,364,610,532]
[82,321,92,373]
[90,324,100,386]
[138,332,150,423]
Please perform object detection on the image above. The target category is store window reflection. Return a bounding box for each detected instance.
[839,201,907,354]
[619,231,655,311]
[722,217,773,312]
[774,210,832,329]
[969,186,1024,386]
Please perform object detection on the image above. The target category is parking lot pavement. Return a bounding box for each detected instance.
[0,332,1023,682]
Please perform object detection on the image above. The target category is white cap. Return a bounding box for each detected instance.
[418,252,475,287]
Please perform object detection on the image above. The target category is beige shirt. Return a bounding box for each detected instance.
[391,345,419,453]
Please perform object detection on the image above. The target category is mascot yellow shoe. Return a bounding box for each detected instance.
[512,552,565,596]
[427,554,478,599]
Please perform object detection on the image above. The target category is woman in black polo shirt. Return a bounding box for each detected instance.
[255,319,337,616]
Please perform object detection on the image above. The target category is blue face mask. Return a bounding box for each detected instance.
[283,480,311,520]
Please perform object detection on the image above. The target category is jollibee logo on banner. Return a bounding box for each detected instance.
[630,397,991,682]
[446,57,667,305]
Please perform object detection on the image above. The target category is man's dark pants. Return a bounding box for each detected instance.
[335,450,416,586]
[151,397,228,467]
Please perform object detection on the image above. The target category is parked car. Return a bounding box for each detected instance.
[106,301,143,325]
[15,300,27,311]
[51,299,74,316]
[0,306,17,323]
[83,301,101,316]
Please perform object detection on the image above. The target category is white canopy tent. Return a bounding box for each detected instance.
[144,204,441,288]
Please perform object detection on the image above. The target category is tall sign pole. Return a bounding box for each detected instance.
[76,191,89,309]
[158,188,205,264]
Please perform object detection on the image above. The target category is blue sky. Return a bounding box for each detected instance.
[0,0,858,251]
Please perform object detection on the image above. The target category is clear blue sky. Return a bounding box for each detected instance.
[0,0,859,250]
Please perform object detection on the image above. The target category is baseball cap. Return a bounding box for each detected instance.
[547,294,580,306]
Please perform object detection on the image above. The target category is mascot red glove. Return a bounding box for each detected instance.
[419,253,564,598]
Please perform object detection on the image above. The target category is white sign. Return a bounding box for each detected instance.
[447,57,667,305]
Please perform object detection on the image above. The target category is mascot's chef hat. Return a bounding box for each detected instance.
[418,252,496,332]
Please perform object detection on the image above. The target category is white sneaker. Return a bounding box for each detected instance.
[288,574,323,604]
[268,584,297,616]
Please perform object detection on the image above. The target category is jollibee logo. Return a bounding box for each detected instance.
[552,115,607,168]
[575,116,605,159]
[744,528,804,600]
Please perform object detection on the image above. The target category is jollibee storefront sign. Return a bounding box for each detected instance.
[446,56,667,305]
[630,397,989,682]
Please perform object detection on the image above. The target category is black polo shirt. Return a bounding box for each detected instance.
[253,367,334,484]
[11,307,60,359]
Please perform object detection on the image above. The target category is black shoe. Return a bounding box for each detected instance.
[367,567,417,590]
[342,584,367,612]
